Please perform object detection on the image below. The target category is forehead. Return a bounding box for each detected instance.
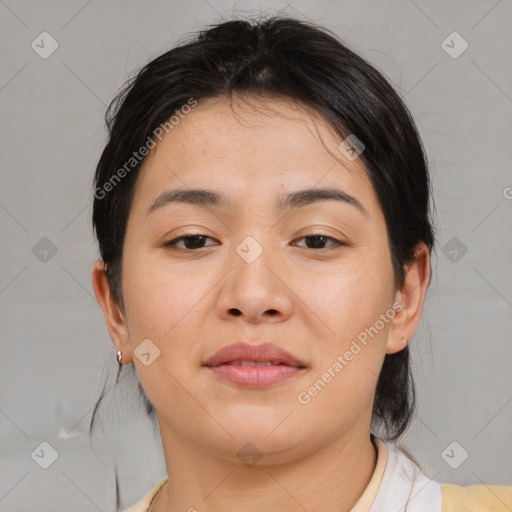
[133,95,378,214]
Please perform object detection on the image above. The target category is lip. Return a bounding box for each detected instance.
[203,342,307,389]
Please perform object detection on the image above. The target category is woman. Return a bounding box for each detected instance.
[90,16,512,512]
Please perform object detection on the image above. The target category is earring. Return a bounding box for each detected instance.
[115,349,123,385]
[403,337,408,347]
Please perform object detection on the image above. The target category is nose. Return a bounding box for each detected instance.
[215,249,294,324]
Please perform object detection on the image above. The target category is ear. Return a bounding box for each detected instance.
[386,242,431,354]
[91,259,133,364]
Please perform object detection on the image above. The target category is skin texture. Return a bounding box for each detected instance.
[92,95,430,512]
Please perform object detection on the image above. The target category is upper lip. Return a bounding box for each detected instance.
[203,342,307,368]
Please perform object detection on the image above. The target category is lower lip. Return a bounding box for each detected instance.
[206,364,305,388]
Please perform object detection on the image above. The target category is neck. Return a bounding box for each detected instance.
[149,420,378,512]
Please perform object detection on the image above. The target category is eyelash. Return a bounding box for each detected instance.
[163,233,345,251]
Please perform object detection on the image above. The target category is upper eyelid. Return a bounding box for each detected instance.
[165,233,344,248]
[168,233,340,241]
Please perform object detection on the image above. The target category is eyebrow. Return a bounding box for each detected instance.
[146,187,367,216]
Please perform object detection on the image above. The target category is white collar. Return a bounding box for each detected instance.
[369,440,441,512]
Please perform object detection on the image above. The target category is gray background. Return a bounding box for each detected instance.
[1,0,511,510]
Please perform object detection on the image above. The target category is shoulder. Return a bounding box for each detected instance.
[372,439,512,512]
[122,477,169,512]
[441,483,512,511]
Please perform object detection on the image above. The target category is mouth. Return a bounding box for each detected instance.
[202,342,307,388]
[218,360,306,367]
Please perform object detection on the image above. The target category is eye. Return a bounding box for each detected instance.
[163,233,345,251]
[293,234,345,250]
[163,234,217,250]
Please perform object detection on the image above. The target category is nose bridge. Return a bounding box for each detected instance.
[235,234,267,266]
[232,232,279,297]
[216,231,293,322]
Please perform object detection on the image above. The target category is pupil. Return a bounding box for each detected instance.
[307,235,326,249]
[185,235,205,249]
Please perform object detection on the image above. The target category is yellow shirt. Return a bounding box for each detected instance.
[123,437,512,511]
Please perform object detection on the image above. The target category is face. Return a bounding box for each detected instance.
[101,95,411,463]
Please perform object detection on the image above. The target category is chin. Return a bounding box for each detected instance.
[223,417,303,449]
[220,432,307,467]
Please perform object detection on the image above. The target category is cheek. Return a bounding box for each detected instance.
[295,262,391,421]
[120,252,210,403]
[302,253,394,344]
[121,250,208,343]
